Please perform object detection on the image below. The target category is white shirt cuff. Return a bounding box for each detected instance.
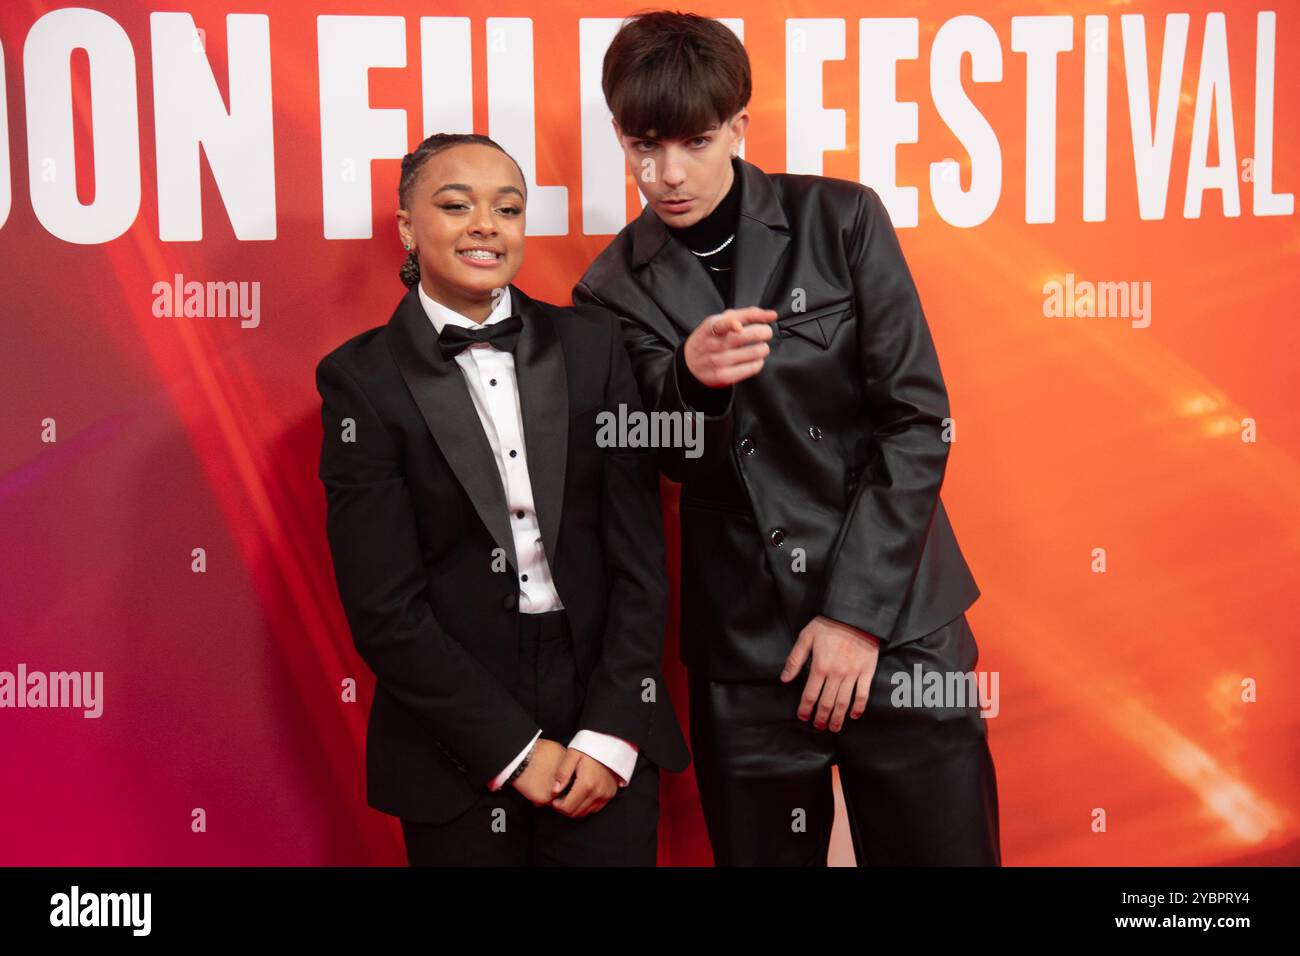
[567,730,640,787]
[489,729,541,791]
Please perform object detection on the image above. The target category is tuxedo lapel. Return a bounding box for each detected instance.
[509,285,568,567]
[628,157,791,337]
[387,285,517,570]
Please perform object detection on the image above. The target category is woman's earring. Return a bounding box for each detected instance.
[400,245,420,288]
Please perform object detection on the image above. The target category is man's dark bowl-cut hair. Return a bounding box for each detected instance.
[602,11,752,141]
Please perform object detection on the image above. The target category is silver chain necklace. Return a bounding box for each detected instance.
[688,233,735,258]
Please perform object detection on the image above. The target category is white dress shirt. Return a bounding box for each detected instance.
[416,282,639,790]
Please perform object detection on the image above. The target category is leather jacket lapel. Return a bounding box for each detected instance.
[629,208,725,337]
[627,157,791,335]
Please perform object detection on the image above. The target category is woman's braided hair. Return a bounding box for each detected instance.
[398,133,527,288]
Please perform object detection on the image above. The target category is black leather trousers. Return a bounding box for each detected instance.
[688,612,1001,866]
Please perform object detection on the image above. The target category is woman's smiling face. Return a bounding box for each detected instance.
[397,143,527,316]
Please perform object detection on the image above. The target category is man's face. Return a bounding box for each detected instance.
[614,110,749,228]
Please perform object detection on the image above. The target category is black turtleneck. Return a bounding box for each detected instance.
[668,158,743,422]
[666,157,742,304]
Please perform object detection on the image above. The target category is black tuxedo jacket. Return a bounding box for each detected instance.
[316,283,689,825]
[573,158,980,681]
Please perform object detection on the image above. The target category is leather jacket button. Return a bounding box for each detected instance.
[738,437,756,456]
[769,527,786,547]
[808,425,822,441]
[502,593,517,610]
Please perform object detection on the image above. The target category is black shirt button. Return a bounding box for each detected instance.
[490,378,498,386]
[738,437,755,456]
[769,527,786,547]
[515,510,524,519]
[509,449,517,458]
[520,574,528,582]
[808,425,822,441]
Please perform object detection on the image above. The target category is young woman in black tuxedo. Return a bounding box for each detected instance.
[316,134,688,865]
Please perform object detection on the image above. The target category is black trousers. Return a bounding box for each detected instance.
[688,611,1001,866]
[401,609,660,866]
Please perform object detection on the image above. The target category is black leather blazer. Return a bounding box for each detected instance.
[316,283,689,824]
[574,158,980,681]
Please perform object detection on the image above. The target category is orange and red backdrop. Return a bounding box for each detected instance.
[1,0,1296,865]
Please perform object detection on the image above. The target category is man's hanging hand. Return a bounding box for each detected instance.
[780,615,881,732]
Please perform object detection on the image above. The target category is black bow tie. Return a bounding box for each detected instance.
[437,315,524,360]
